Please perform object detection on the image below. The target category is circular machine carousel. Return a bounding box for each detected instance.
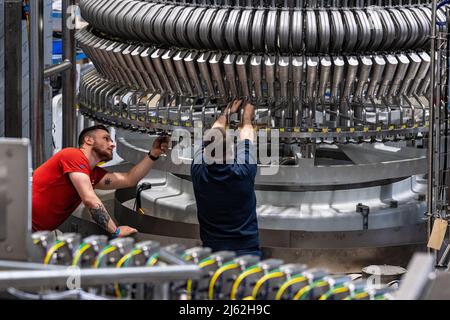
[74,0,444,272]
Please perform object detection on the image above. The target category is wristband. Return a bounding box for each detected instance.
[112,227,120,238]
[148,151,159,161]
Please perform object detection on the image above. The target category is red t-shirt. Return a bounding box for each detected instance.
[32,148,108,231]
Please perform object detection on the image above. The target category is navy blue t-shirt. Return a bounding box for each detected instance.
[191,139,259,251]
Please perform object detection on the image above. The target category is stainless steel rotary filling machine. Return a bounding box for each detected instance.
[74,0,449,272]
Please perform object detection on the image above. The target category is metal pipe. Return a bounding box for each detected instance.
[250,55,263,101]
[408,52,431,97]
[413,93,427,124]
[292,56,303,101]
[0,265,202,290]
[209,53,226,99]
[224,54,238,98]
[403,95,416,126]
[278,56,290,100]
[318,57,331,99]
[427,0,437,255]
[265,55,276,101]
[158,249,189,265]
[0,260,66,271]
[43,59,73,78]
[29,0,45,167]
[367,56,386,99]
[4,0,22,138]
[237,55,250,99]
[62,0,77,148]
[355,56,372,100]
[173,51,193,96]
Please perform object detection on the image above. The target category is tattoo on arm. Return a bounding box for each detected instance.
[89,203,111,230]
[104,177,112,186]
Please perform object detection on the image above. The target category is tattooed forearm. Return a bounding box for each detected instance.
[89,203,111,230]
[104,177,112,186]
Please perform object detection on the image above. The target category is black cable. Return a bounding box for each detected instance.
[133,183,152,213]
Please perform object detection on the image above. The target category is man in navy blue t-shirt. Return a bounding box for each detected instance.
[191,100,260,257]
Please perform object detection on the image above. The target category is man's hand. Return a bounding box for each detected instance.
[150,135,170,158]
[116,225,138,237]
[212,99,243,130]
[229,99,243,114]
[240,101,255,141]
[242,100,255,119]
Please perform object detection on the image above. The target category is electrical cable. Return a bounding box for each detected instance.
[293,279,329,300]
[43,241,66,265]
[186,279,193,301]
[124,249,143,267]
[251,270,285,299]
[230,265,263,300]
[72,242,92,266]
[186,257,216,300]
[292,284,312,300]
[319,286,350,300]
[208,262,239,300]
[145,253,159,266]
[374,294,389,300]
[93,245,117,268]
[114,249,143,298]
[275,274,307,300]
[134,182,152,213]
[198,259,216,269]
[352,291,370,300]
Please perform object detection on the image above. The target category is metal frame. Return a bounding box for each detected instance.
[62,0,77,148]
[426,1,450,264]
[29,0,77,167]
[427,0,437,256]
[29,0,45,167]
[78,97,429,140]
[74,0,450,274]
[3,0,22,138]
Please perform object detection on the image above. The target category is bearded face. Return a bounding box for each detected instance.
[92,143,113,161]
[91,131,115,162]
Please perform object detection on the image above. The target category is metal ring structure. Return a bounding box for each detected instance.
[74,0,441,273]
[79,0,442,54]
[76,15,436,139]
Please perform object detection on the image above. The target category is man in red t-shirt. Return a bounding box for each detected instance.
[32,124,168,238]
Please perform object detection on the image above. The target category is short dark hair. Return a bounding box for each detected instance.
[78,125,110,147]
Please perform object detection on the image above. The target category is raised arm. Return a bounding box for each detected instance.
[239,101,255,142]
[69,172,137,237]
[95,135,169,190]
[212,99,243,130]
